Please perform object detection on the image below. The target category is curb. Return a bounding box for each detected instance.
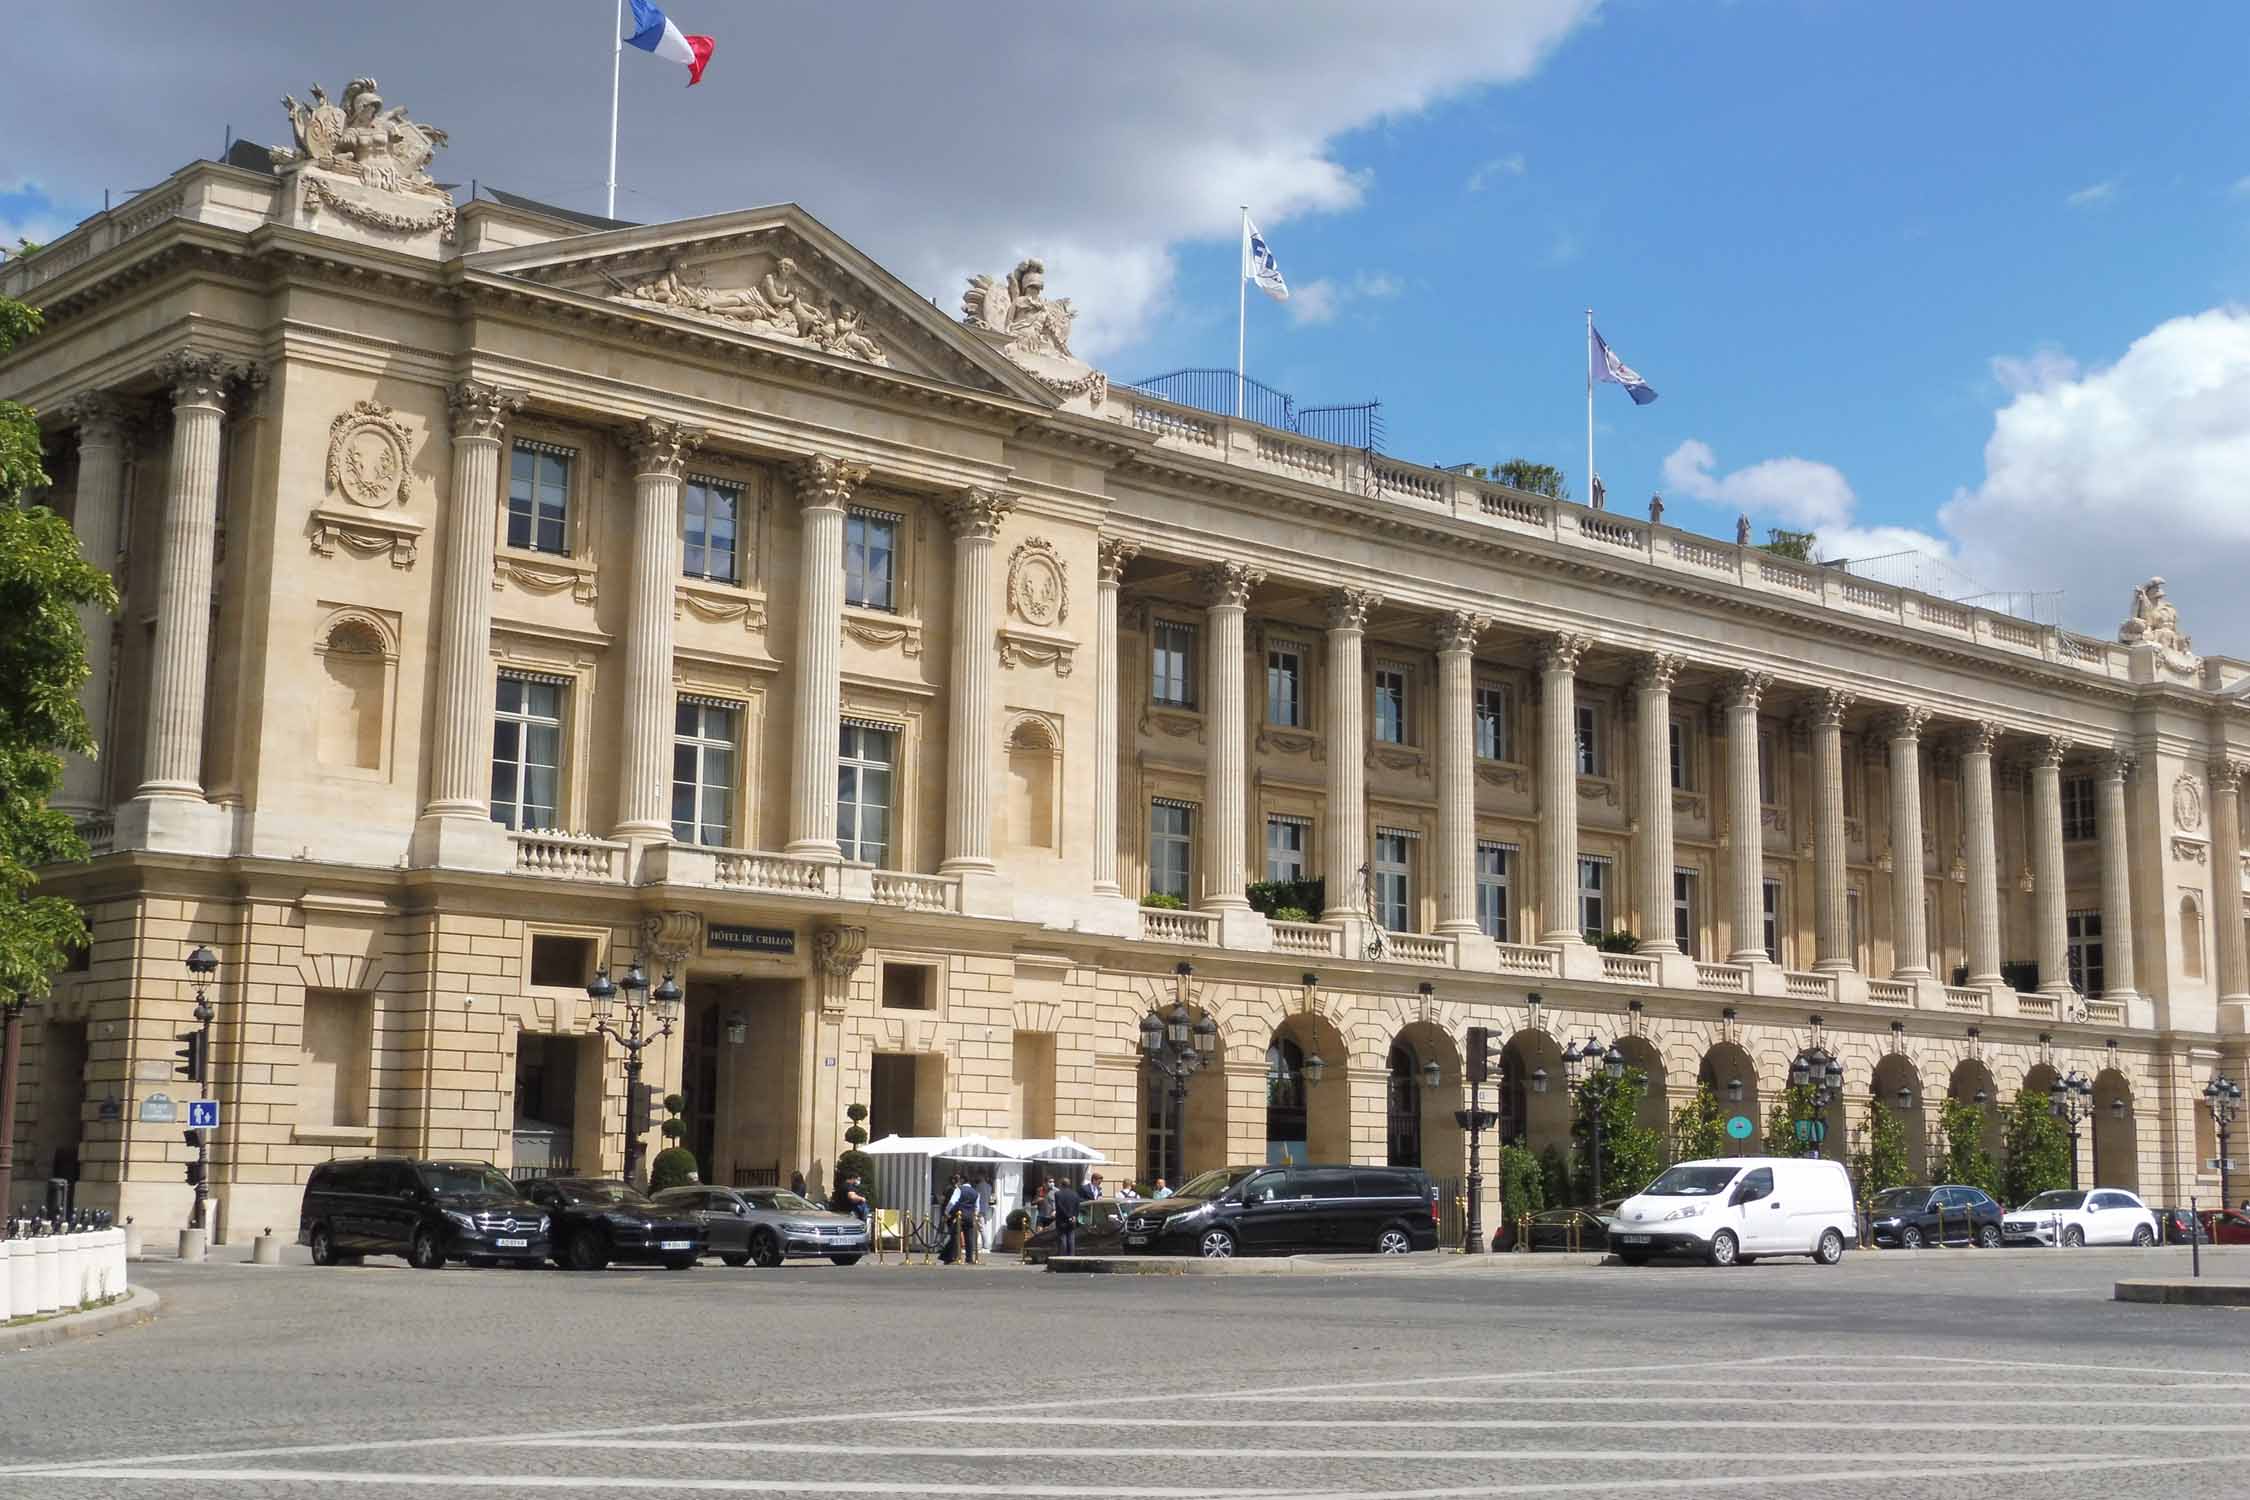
[2114,1279,2250,1306]
[5,1286,159,1350]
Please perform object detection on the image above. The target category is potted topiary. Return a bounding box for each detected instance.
[649,1145,700,1192]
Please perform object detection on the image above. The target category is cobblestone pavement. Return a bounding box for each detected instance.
[2,1247,2246,1497]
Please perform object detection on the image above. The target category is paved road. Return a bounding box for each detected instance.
[3,1246,2246,1498]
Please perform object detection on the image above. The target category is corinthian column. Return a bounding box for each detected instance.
[136,352,237,800]
[57,393,131,818]
[785,455,867,860]
[2214,761,2248,1004]
[614,418,703,841]
[1319,588,1380,923]
[1634,653,1684,954]
[1091,540,1139,897]
[1958,722,2004,987]
[1538,633,1591,946]
[423,381,526,817]
[938,487,1014,874]
[2030,736,2074,996]
[1883,707,1934,978]
[1724,671,1774,962]
[1434,612,1489,937]
[1197,561,1264,911]
[1809,689,1855,972]
[2095,751,2138,1000]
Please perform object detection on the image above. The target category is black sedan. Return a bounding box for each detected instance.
[1865,1184,2004,1248]
[516,1177,706,1271]
[2155,1206,2212,1245]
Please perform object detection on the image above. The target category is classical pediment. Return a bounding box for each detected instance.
[461,206,1053,401]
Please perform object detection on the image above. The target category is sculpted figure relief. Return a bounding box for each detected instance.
[617,258,890,366]
[2119,576,2195,660]
[279,79,448,194]
[960,256,1106,406]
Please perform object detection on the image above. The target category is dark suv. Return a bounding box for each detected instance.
[1865,1183,2004,1248]
[516,1177,707,1271]
[1118,1164,1439,1258]
[299,1158,551,1269]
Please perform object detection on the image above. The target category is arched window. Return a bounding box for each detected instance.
[1140,1019,1184,1190]
[1266,1039,1307,1162]
[1387,1043,1422,1167]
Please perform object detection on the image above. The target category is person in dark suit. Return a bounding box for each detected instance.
[1050,1179,1083,1257]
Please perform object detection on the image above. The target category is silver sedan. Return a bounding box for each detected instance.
[651,1185,869,1267]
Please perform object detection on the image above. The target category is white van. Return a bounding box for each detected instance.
[1607,1157,1857,1266]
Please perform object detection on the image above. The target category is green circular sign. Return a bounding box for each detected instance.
[1725,1114,1754,1140]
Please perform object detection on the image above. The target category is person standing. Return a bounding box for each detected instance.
[940,1174,977,1265]
[1152,1178,1172,1199]
[1051,1177,1083,1258]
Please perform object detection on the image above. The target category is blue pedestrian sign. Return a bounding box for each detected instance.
[187,1099,220,1130]
[1725,1114,1754,1141]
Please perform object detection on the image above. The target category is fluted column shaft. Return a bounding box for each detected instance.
[786,457,866,859]
[137,353,234,799]
[1319,590,1380,921]
[1091,541,1138,897]
[2095,753,2138,999]
[58,394,130,816]
[1538,634,1591,945]
[615,420,702,839]
[1886,708,1933,978]
[1959,724,2004,985]
[2030,738,2074,995]
[1811,691,1855,972]
[1434,614,1488,936]
[939,488,1014,872]
[1724,672,1773,962]
[1198,562,1263,910]
[424,382,525,815]
[2214,763,2248,1003]
[1634,654,1683,954]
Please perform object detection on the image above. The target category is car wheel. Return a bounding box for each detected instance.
[1198,1227,1238,1259]
[1707,1230,1739,1267]
[409,1228,447,1271]
[563,1230,610,1272]
[829,1254,863,1266]
[309,1223,341,1267]
[1617,1252,1650,1267]
[2061,1225,2085,1249]
[1977,1225,2002,1249]
[1814,1228,1846,1265]
[721,1253,751,1268]
[1375,1227,1414,1255]
[1900,1225,1924,1250]
[2132,1224,2156,1248]
[749,1231,783,1269]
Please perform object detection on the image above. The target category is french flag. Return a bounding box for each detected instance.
[625,0,714,86]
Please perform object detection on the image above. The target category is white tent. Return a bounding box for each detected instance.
[860,1135,1106,1244]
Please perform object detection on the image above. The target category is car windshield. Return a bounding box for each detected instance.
[745,1190,819,1213]
[418,1163,519,1198]
[1871,1188,1925,1210]
[2019,1191,2087,1211]
[1641,1166,1739,1197]
[1172,1168,1255,1200]
[559,1181,652,1207]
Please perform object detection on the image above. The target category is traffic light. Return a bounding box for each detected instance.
[183,1158,206,1188]
[173,1028,206,1084]
[1466,1026,1503,1085]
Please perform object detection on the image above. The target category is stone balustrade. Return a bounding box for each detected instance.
[1695,962,1751,993]
[1141,907,1218,945]
[1866,979,1917,1007]
[510,830,627,882]
[1270,920,1344,958]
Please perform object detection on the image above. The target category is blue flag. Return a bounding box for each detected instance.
[1590,324,1658,405]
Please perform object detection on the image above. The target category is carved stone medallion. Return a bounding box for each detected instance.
[326,399,415,508]
[1007,537,1069,627]
[2174,773,2204,833]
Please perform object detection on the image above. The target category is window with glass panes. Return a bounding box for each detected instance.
[1374,831,1413,931]
[1578,856,1610,940]
[1847,887,1864,968]
[1373,667,1408,744]
[671,700,738,846]
[1476,842,1514,942]
[681,480,740,584]
[1474,684,1511,760]
[2066,909,2104,994]
[1670,717,1695,791]
[1762,877,1784,963]
[2061,775,2097,841]
[490,674,564,831]
[1149,803,1193,900]
[843,509,898,611]
[836,723,897,865]
[1265,816,1307,882]
[1673,868,1699,959]
[1757,728,1780,804]
[1266,645,1303,727]
[506,443,572,556]
[1151,621,1196,708]
[1576,703,1604,775]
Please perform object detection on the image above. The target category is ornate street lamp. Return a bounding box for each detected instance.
[1534,1033,1628,1206]
[586,961,682,1187]
[1786,1041,1846,1159]
[2205,1076,2243,1212]
[2048,1069,2094,1191]
[1140,963,1218,1183]
[183,945,219,1228]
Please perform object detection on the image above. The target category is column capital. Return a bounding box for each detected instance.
[1804,686,1855,729]
[625,416,704,478]
[1539,631,1591,675]
[1198,560,1265,609]
[1876,705,1933,742]
[1433,610,1489,656]
[1323,587,1382,631]
[2212,760,2246,793]
[447,380,527,440]
[60,390,132,446]
[938,485,1015,540]
[2032,734,2073,769]
[790,452,871,510]
[2095,749,2137,782]
[1096,537,1140,583]
[1953,720,2003,758]
[1634,651,1685,692]
[154,350,236,410]
[1720,668,1774,712]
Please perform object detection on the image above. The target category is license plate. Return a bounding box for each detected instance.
[659,1240,691,1251]
[1620,1234,1651,1245]
[496,1237,528,1249]
[1124,1234,1149,1246]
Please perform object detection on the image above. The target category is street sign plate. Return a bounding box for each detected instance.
[1725,1114,1754,1140]
[186,1099,220,1130]
[2208,1158,2238,1171]
[1793,1119,1828,1144]
[138,1092,177,1124]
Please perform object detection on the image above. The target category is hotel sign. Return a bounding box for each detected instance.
[705,923,796,956]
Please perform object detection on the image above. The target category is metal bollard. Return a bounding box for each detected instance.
[252,1227,282,1266]
[123,1217,143,1260]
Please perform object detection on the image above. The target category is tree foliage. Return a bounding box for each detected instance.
[2001,1087,2073,1206]
[1757,528,1818,561]
[1470,458,1570,500]
[1938,1097,2002,1199]
[1762,1082,1824,1157]
[1669,1083,1731,1163]
[1571,1067,1662,1203]
[647,1146,700,1191]
[1497,1141,1545,1246]
[1857,1100,1913,1195]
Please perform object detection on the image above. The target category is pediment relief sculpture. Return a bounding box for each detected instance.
[961,257,1106,407]
[615,258,890,366]
[275,78,457,241]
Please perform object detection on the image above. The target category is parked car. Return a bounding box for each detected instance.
[515,1177,707,1270]
[2155,1206,2212,1245]
[1607,1157,1857,1266]
[2000,1188,2160,1247]
[1022,1198,1129,1263]
[300,1157,550,1270]
[1118,1164,1439,1258]
[2199,1207,2250,1245]
[1865,1184,2005,1249]
[649,1184,869,1266]
[1505,1206,1610,1253]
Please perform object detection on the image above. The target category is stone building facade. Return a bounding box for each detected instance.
[5,81,2248,1237]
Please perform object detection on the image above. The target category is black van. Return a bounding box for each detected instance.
[299,1157,551,1269]
[1118,1164,1439,1258]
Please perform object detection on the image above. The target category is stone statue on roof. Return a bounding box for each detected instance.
[960,256,1105,409]
[279,78,448,194]
[2119,576,2197,667]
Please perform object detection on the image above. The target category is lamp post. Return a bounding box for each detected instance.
[1533,1033,1626,1205]
[586,963,681,1187]
[1139,963,1219,1183]
[184,944,218,1228]
[2205,1076,2242,1211]
[1786,1042,1845,1159]
[0,989,27,1225]
[2048,1069,2094,1191]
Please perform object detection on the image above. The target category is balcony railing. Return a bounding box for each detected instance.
[2014,992,2058,1021]
[1866,980,1916,1007]
[1141,908,1218,945]
[510,830,627,882]
[2082,997,2125,1025]
[713,851,840,897]
[870,871,958,913]
[1783,971,1836,1002]
[1383,933,1454,966]
[1495,943,1562,978]
[1270,920,1343,958]
[1695,962,1750,993]
[1599,953,1658,985]
[1945,987,1991,1015]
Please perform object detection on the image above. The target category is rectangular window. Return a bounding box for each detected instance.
[1149,803,1194,901]
[1474,685,1511,761]
[843,510,899,611]
[881,963,934,1011]
[671,700,738,847]
[2066,909,2104,995]
[1757,728,1779,804]
[1841,745,1860,818]
[1266,647,1303,727]
[1151,621,1196,708]
[1374,831,1412,932]
[682,479,741,584]
[1477,843,1514,943]
[837,723,897,866]
[1847,888,1864,969]
[1669,718,1695,792]
[1762,877,1784,964]
[1373,667,1407,745]
[2061,775,2097,842]
[1265,816,1307,883]
[490,674,564,831]
[506,443,573,556]
[1578,856,1610,942]
[1576,703,1604,776]
[1673,868,1699,961]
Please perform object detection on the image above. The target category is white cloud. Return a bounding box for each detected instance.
[1287,279,1343,326]
[1354,270,1403,300]
[1989,346,2081,395]
[2066,177,2120,208]
[1465,153,1527,192]
[1660,439,1860,532]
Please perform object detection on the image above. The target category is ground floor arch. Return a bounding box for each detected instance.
[1946,1058,2007,1162]
[1387,1020,1464,1179]
[1869,1053,1929,1181]
[1614,1033,1669,1138]
[1698,1042,1761,1156]
[1136,1005,1231,1189]
[1267,1013,1350,1165]
[2091,1068,2138,1192]
[1498,1029,1570,1155]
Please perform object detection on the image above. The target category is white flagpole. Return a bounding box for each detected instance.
[606,0,623,218]
[1236,205,1249,418]
[1584,307,1595,507]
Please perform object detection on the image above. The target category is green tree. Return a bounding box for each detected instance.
[1859,1099,1913,1194]
[1497,1141,1546,1246]
[1670,1083,1731,1163]
[647,1145,700,1191]
[1757,528,1818,561]
[2001,1087,2073,1206]
[0,293,117,996]
[1537,1142,1571,1210]
[1571,1067,1663,1203]
[1938,1096,2001,1198]
[1473,458,1570,500]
